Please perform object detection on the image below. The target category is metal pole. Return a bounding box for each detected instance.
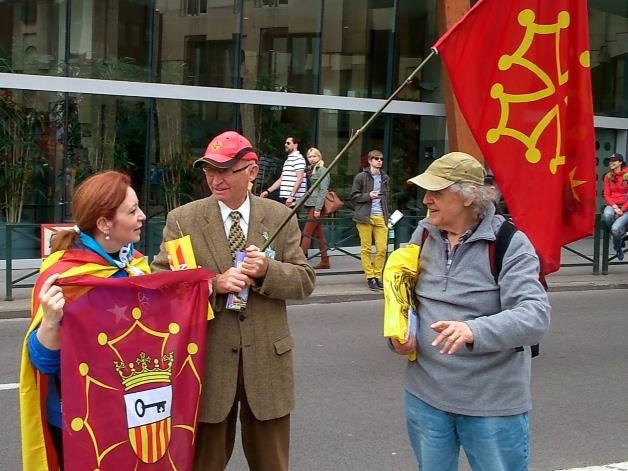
[262,50,436,251]
[5,224,13,301]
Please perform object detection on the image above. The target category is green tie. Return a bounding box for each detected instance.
[228,211,246,258]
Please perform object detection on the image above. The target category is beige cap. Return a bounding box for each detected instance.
[407,152,485,190]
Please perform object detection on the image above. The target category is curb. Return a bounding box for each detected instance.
[547,283,628,292]
[0,309,31,320]
[289,292,384,305]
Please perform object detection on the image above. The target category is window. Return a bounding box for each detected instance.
[21,0,37,24]
[254,0,289,7]
[184,0,208,16]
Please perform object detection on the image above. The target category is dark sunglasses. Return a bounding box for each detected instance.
[371,157,383,161]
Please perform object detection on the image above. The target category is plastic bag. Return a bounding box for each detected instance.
[383,244,420,361]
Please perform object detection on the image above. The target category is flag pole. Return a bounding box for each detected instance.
[261,50,436,251]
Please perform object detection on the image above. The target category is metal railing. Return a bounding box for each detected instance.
[560,213,603,275]
[600,216,628,275]
[2,213,624,300]
[3,223,41,301]
[298,214,420,276]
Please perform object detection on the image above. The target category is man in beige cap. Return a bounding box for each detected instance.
[390,151,550,470]
[152,131,315,471]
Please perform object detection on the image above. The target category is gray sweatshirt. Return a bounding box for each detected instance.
[406,206,551,416]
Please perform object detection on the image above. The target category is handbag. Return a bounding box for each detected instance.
[323,191,344,214]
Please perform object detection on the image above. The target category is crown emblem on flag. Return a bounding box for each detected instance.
[97,306,179,392]
[114,351,173,391]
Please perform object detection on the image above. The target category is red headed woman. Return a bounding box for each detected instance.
[19,171,150,470]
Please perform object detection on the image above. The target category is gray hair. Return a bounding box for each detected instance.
[449,182,497,215]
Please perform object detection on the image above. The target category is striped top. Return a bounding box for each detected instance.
[280,151,307,199]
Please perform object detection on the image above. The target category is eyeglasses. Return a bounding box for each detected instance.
[371,157,383,161]
[202,164,253,177]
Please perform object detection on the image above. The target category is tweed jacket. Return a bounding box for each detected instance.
[151,194,315,422]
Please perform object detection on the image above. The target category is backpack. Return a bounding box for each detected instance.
[421,219,544,357]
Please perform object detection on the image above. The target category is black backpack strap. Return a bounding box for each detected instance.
[421,227,429,246]
[493,219,540,358]
[491,219,517,283]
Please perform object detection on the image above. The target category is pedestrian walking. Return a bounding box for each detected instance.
[260,135,307,208]
[300,147,331,269]
[350,149,390,290]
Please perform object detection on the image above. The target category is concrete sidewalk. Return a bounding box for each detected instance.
[2,237,627,318]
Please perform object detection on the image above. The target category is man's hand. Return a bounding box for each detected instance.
[369,190,380,200]
[240,245,269,279]
[215,267,253,294]
[430,320,474,355]
[391,336,416,355]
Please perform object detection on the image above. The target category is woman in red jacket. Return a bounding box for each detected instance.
[602,153,628,260]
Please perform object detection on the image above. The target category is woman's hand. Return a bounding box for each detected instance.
[36,273,65,350]
[39,273,65,325]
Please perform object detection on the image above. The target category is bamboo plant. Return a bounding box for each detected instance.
[0,92,45,223]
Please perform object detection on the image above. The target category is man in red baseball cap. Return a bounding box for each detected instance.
[152,130,315,470]
[193,131,259,207]
[193,130,259,169]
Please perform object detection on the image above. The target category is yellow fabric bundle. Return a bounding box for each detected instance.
[383,243,420,361]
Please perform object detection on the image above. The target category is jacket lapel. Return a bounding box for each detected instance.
[200,197,233,273]
[248,195,271,251]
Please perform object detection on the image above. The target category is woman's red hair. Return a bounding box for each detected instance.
[50,171,132,252]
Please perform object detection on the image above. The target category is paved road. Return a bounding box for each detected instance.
[1,290,626,470]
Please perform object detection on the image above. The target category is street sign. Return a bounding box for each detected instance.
[40,224,75,257]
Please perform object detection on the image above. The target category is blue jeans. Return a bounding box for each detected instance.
[405,391,529,471]
[603,206,628,252]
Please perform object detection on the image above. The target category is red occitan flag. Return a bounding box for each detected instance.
[59,269,211,470]
[433,0,596,274]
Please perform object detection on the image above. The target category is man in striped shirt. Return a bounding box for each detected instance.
[261,136,307,207]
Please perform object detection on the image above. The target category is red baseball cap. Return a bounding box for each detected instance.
[193,131,259,169]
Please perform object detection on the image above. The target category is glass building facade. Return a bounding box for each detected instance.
[0,0,626,253]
